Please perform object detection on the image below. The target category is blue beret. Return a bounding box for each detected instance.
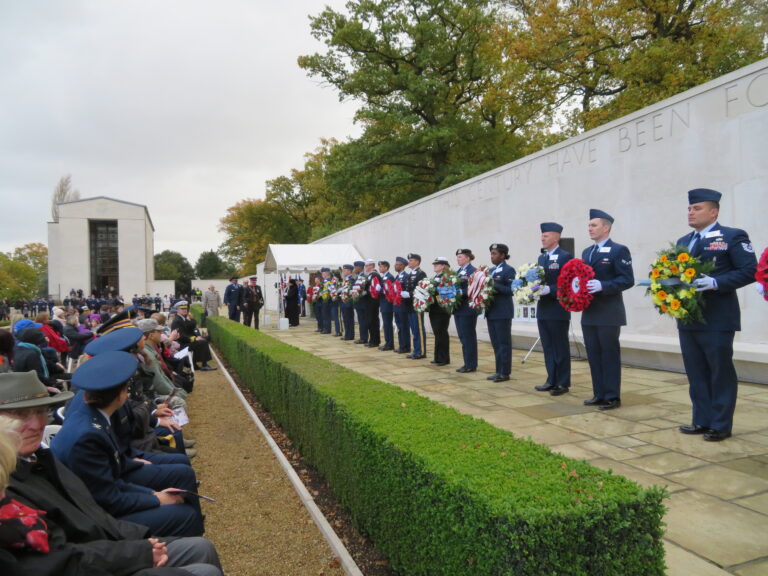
[395,257,408,265]
[489,243,509,254]
[73,351,138,391]
[540,222,563,233]
[320,267,331,273]
[406,253,421,261]
[342,264,353,271]
[85,327,143,356]
[353,261,365,267]
[688,188,722,204]
[589,209,614,223]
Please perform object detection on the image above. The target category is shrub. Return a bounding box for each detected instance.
[202,311,666,576]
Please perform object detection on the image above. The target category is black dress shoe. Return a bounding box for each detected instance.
[486,373,499,381]
[456,366,467,372]
[198,365,216,372]
[493,374,510,382]
[703,430,731,442]
[434,362,449,367]
[679,424,710,435]
[535,383,555,392]
[549,387,569,396]
[354,340,368,344]
[406,354,425,359]
[583,396,605,406]
[380,345,394,351]
[598,399,621,411]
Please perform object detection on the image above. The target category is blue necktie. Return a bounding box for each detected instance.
[688,232,701,254]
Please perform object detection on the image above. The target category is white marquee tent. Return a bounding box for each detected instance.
[262,243,364,273]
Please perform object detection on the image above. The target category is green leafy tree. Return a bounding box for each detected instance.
[154,250,195,296]
[0,253,39,302]
[11,242,48,297]
[194,250,235,279]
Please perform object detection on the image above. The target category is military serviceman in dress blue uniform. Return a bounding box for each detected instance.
[676,189,757,441]
[453,248,478,373]
[319,268,332,334]
[378,261,396,351]
[223,276,242,322]
[486,244,516,382]
[392,257,411,354]
[534,223,573,395]
[581,209,634,410]
[403,253,427,359]
[52,351,204,537]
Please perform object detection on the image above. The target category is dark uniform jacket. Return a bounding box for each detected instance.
[170,315,199,347]
[4,448,187,576]
[581,239,634,327]
[676,224,756,331]
[487,262,516,320]
[537,247,572,321]
[401,268,427,310]
[453,263,477,317]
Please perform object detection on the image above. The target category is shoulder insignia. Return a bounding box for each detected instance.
[92,422,103,430]
[742,242,754,253]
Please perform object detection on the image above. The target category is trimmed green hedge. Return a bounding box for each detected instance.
[202,311,666,576]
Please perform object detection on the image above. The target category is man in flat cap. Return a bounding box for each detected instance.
[677,188,757,441]
[581,209,634,411]
[486,244,516,381]
[403,253,427,359]
[392,257,411,354]
[1,371,222,576]
[453,248,478,372]
[223,276,243,322]
[378,260,396,351]
[534,223,573,395]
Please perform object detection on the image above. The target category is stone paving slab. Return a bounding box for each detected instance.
[264,323,768,575]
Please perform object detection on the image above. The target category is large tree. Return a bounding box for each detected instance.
[0,253,38,302]
[194,250,235,279]
[51,174,81,222]
[11,242,48,297]
[154,250,195,296]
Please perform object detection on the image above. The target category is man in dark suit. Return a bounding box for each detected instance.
[223,276,242,322]
[486,243,516,382]
[581,209,634,410]
[363,259,382,347]
[1,371,222,576]
[453,248,478,373]
[378,261,396,351]
[351,261,368,344]
[340,265,356,340]
[534,223,573,395]
[403,253,427,359]
[242,276,264,330]
[392,257,411,354]
[677,188,757,441]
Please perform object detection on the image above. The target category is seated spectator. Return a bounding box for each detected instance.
[0,372,222,576]
[62,314,93,362]
[136,319,188,408]
[52,352,204,538]
[0,330,13,374]
[170,302,216,371]
[12,328,64,393]
[33,313,69,361]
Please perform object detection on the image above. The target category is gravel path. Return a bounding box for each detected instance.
[184,361,345,576]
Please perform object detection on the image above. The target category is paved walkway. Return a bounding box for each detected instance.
[263,322,768,576]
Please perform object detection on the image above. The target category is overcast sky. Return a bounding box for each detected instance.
[0,1,360,265]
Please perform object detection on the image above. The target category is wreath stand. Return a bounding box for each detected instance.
[520,321,585,364]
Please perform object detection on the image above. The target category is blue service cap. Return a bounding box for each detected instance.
[589,209,614,223]
[395,256,408,265]
[688,188,722,204]
[353,261,365,267]
[85,327,143,356]
[342,264,353,271]
[320,267,331,273]
[12,319,42,336]
[540,222,563,233]
[73,351,138,391]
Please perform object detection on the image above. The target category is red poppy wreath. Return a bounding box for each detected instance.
[557,258,595,312]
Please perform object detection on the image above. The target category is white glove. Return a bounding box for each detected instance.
[586,280,602,294]
[693,275,717,292]
[756,283,765,296]
[539,285,551,296]
[400,291,410,298]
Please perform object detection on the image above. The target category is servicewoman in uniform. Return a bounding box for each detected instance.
[403,253,427,359]
[428,257,452,366]
[340,264,356,340]
[352,261,368,344]
[453,248,478,373]
[392,257,411,354]
[486,244,516,382]
[378,261,396,351]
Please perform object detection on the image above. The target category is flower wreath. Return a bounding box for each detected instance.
[467,269,494,311]
[413,278,436,313]
[646,244,714,323]
[512,263,546,305]
[434,272,462,312]
[557,258,595,312]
